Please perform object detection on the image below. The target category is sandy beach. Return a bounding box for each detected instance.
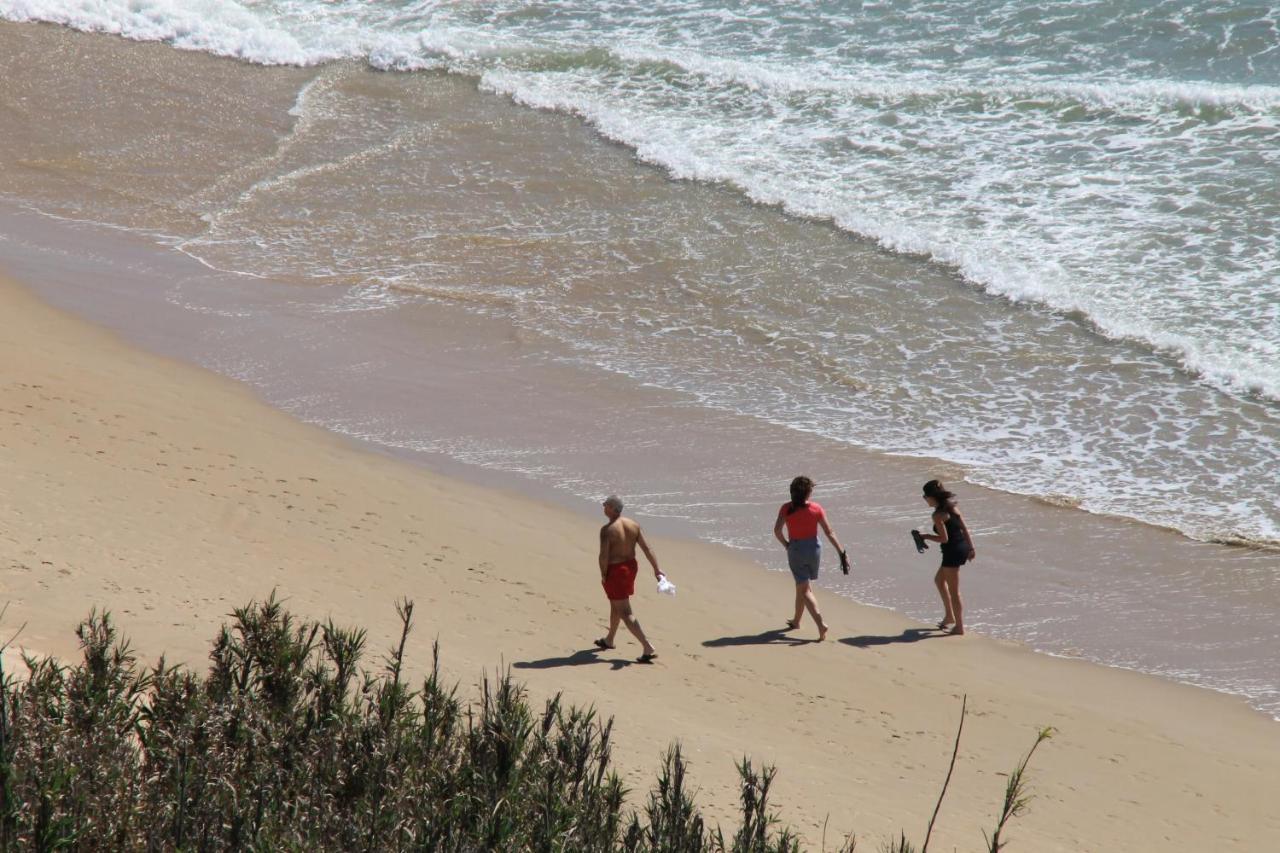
[3,15,1280,850]
[3,268,1279,850]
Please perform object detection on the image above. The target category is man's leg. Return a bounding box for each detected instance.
[618,599,656,657]
[604,599,625,647]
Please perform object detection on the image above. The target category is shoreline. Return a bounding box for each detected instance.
[4,195,1278,722]
[4,257,1280,849]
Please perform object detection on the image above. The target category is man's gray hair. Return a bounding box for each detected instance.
[603,495,624,512]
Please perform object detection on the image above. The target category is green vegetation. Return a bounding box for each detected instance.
[0,595,1049,851]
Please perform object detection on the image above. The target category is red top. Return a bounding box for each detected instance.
[779,501,825,540]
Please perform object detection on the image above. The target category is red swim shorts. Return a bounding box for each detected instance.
[602,559,639,601]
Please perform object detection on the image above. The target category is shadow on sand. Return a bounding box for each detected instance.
[512,648,634,671]
[838,628,943,648]
[702,628,816,648]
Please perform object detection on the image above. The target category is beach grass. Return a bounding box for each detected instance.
[0,595,1049,851]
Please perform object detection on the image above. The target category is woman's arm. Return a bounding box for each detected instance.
[954,510,976,561]
[921,510,949,543]
[818,515,844,553]
[773,512,789,548]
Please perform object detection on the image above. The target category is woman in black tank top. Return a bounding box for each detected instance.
[919,480,976,635]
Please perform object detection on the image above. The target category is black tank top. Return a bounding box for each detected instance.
[941,510,970,558]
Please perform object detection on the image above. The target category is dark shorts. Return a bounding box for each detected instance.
[940,546,971,569]
[787,538,820,583]
[603,559,638,601]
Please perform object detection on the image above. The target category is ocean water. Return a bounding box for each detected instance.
[4,0,1276,549]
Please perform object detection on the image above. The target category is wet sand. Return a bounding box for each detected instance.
[3,189,1277,722]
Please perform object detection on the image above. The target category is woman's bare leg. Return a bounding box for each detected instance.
[791,583,808,627]
[942,567,964,634]
[934,566,955,627]
[798,581,828,640]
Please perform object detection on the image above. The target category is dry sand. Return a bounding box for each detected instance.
[2,269,1278,850]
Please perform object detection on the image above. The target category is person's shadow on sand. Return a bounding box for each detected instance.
[702,628,816,648]
[839,628,941,648]
[513,649,634,671]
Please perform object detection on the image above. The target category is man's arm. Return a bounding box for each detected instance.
[636,527,661,577]
[599,525,611,578]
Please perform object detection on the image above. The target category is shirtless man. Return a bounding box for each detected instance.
[595,495,660,663]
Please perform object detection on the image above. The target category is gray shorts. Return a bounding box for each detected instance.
[787,538,820,583]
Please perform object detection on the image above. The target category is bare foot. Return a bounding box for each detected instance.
[817,622,829,642]
[948,627,965,636]
[936,619,953,630]
[784,618,800,630]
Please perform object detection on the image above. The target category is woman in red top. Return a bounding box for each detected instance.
[773,476,847,641]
